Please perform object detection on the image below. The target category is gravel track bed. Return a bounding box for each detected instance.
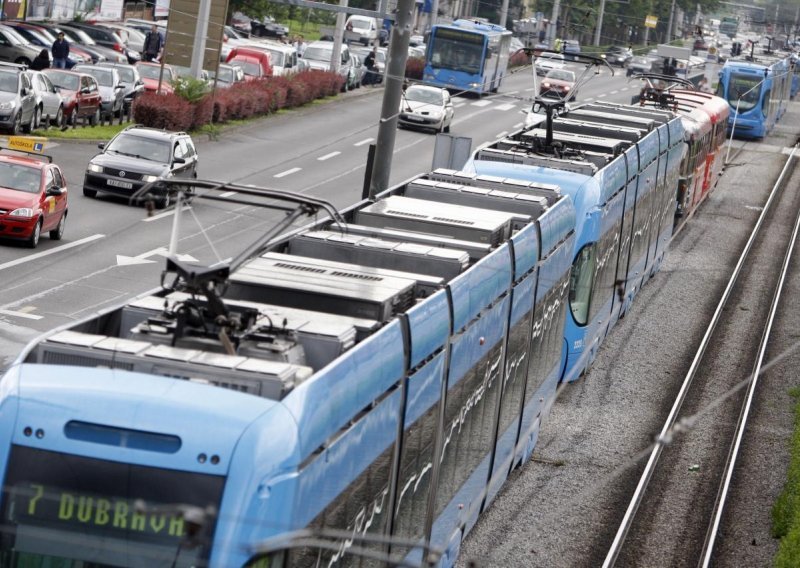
[458,103,800,568]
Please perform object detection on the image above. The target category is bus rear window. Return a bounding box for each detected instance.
[0,446,224,567]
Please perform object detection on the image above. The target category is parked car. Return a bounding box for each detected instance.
[83,125,199,208]
[230,12,252,35]
[40,24,123,63]
[4,23,88,68]
[534,52,565,76]
[345,15,381,46]
[95,62,143,112]
[246,42,303,76]
[398,84,454,133]
[42,69,102,125]
[250,16,288,40]
[605,45,633,67]
[626,55,653,76]
[62,23,137,63]
[172,65,211,84]
[221,25,250,62]
[26,70,64,127]
[0,151,68,248]
[209,63,244,88]
[351,46,386,84]
[540,68,576,100]
[73,65,125,119]
[301,40,354,91]
[226,47,272,80]
[99,23,145,57]
[0,66,36,134]
[135,61,176,94]
[0,25,44,66]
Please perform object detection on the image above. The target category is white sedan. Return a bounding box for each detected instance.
[535,52,566,76]
[398,85,454,133]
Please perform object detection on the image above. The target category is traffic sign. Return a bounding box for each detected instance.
[645,15,658,28]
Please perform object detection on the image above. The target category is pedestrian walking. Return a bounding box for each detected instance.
[51,32,69,69]
[143,25,163,62]
[364,46,378,86]
[30,49,51,71]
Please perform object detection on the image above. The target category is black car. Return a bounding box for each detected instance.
[63,23,139,64]
[83,125,198,208]
[249,16,289,39]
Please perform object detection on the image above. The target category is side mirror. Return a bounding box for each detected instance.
[46,186,63,196]
[172,156,186,164]
[80,87,90,94]
[97,142,105,149]
[115,85,125,90]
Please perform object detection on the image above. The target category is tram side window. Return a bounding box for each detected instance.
[762,89,771,116]
[569,244,596,326]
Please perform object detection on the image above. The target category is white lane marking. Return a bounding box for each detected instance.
[354,138,374,147]
[586,97,595,102]
[318,151,341,161]
[142,206,193,223]
[471,100,492,107]
[219,191,237,197]
[513,122,523,128]
[496,131,508,138]
[495,103,515,111]
[274,167,301,178]
[0,234,105,272]
[610,90,619,94]
[504,90,519,95]
[525,87,536,92]
[0,308,42,320]
[621,87,630,91]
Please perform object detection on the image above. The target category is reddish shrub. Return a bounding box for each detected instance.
[132,93,194,131]
[509,51,530,67]
[405,57,424,80]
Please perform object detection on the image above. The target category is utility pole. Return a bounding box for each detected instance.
[499,0,510,29]
[189,0,212,79]
[666,0,676,43]
[546,0,561,47]
[594,0,605,46]
[368,0,414,198]
[330,0,347,73]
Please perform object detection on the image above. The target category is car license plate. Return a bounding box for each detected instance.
[406,115,424,122]
[107,179,133,189]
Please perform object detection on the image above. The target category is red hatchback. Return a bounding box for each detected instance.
[135,62,176,94]
[0,151,68,248]
[42,69,102,125]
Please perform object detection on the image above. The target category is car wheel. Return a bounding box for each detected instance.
[53,105,63,127]
[32,106,41,130]
[26,218,41,249]
[89,107,100,126]
[444,123,451,133]
[155,193,171,210]
[10,112,21,135]
[49,211,66,240]
[83,186,97,198]
[15,57,31,66]
[69,106,78,125]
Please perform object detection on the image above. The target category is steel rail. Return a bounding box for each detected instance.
[602,144,799,568]
[699,145,800,567]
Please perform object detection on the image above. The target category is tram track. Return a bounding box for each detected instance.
[603,144,800,567]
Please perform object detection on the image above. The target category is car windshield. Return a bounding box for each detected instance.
[632,56,649,64]
[264,49,284,67]
[225,26,243,39]
[0,162,40,193]
[0,71,17,93]
[214,66,233,83]
[232,61,261,77]
[68,27,96,45]
[405,87,444,105]
[106,134,170,163]
[350,19,371,31]
[138,64,173,81]
[727,73,762,110]
[303,46,332,62]
[79,67,113,87]
[44,70,79,90]
[0,27,25,46]
[103,65,134,83]
[546,70,574,81]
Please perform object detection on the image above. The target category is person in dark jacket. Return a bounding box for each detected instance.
[30,49,51,71]
[51,32,69,69]
[363,47,378,86]
[143,25,163,62]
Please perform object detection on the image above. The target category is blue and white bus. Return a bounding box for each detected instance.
[423,19,512,95]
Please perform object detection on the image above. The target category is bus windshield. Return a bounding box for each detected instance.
[727,73,762,111]
[429,28,485,74]
[0,445,225,567]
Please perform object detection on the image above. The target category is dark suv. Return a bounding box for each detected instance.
[83,125,198,207]
[605,45,632,67]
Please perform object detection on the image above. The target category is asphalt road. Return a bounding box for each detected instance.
[0,62,645,368]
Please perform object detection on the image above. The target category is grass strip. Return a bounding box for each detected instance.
[772,387,800,567]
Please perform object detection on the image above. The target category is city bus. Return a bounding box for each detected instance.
[422,19,512,95]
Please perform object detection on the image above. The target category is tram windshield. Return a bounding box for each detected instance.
[0,445,224,567]
[429,28,485,74]
[726,73,762,111]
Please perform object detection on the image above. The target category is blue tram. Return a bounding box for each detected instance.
[717,54,793,139]
[465,102,685,383]
[0,168,575,565]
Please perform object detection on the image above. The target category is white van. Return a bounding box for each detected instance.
[245,41,303,76]
[345,15,380,45]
